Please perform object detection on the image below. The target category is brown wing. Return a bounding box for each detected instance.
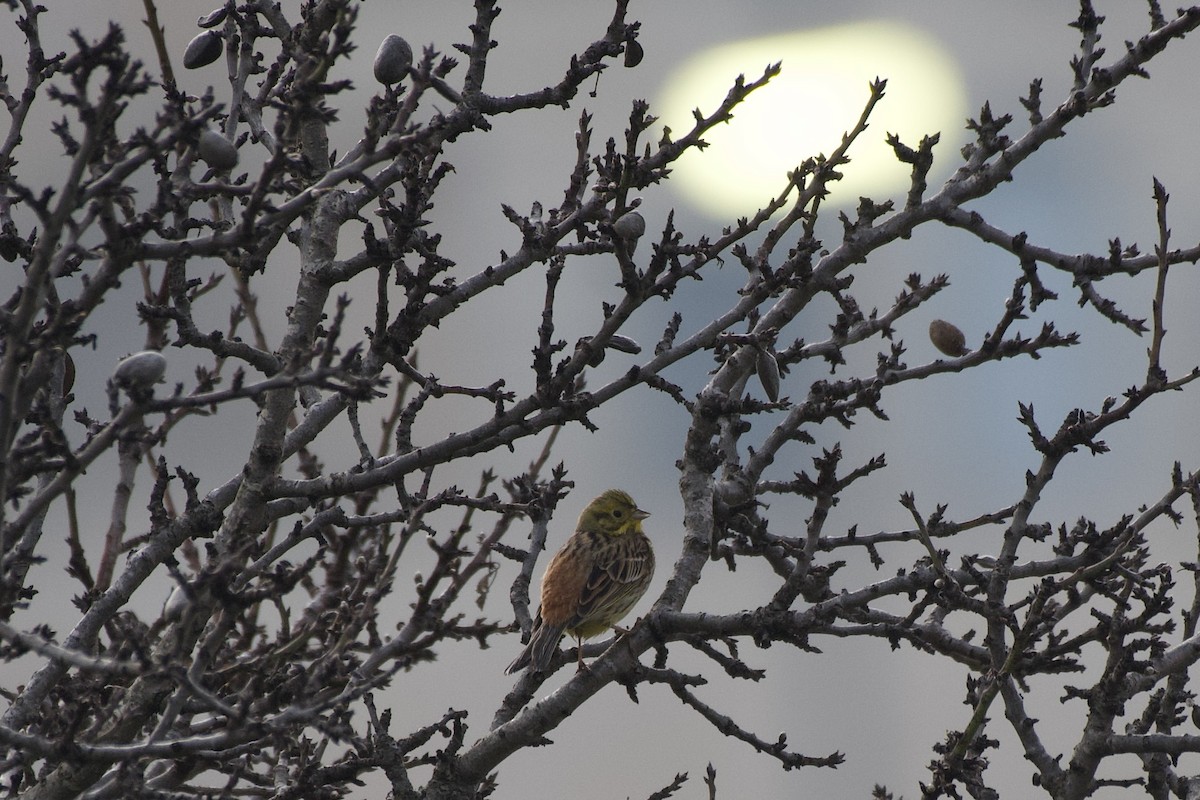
[569,532,654,633]
[505,533,596,673]
[537,533,595,627]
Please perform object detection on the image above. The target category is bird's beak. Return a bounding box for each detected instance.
[633,508,650,521]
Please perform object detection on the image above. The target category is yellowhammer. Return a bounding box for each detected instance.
[506,489,655,674]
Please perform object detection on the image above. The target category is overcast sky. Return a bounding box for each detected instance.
[3,2,1200,797]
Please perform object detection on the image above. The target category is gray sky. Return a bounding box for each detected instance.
[3,2,1200,797]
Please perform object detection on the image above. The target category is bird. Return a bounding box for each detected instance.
[506,489,655,674]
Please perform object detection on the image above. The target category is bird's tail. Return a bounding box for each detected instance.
[505,623,565,674]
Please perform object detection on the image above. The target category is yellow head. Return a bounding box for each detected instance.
[577,489,649,537]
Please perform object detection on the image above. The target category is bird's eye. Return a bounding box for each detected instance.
[612,509,625,519]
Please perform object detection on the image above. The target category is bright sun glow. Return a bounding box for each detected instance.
[657,20,968,218]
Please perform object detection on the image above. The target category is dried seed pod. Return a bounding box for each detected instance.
[197,6,228,28]
[0,221,20,262]
[613,210,646,241]
[575,337,606,366]
[755,347,781,402]
[624,38,644,67]
[606,334,642,355]
[929,319,968,357]
[373,34,413,85]
[613,210,645,257]
[60,349,75,395]
[198,128,238,170]
[113,351,167,390]
[183,30,223,69]
[163,583,191,621]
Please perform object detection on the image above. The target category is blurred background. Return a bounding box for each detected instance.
[3,1,1200,797]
